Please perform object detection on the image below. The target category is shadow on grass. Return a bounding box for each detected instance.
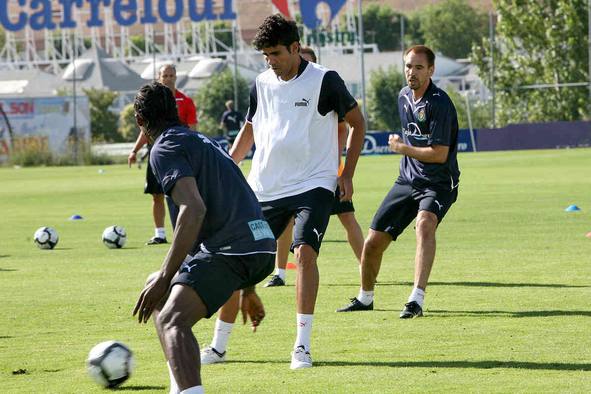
[0,336,13,339]
[227,359,591,371]
[0,255,10,258]
[429,310,591,318]
[322,239,348,243]
[114,386,166,391]
[324,281,588,288]
[0,268,17,272]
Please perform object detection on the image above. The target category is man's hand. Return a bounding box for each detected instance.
[389,133,405,154]
[133,271,169,324]
[240,290,265,332]
[128,151,137,168]
[337,175,354,202]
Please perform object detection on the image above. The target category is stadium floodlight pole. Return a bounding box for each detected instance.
[152,29,156,81]
[357,0,368,129]
[489,11,496,129]
[232,20,239,111]
[72,31,78,164]
[400,14,405,71]
[464,94,477,152]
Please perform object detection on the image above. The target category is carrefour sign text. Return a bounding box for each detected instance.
[0,0,237,32]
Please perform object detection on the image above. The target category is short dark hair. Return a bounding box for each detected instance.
[252,14,300,51]
[300,46,317,62]
[134,82,180,135]
[404,45,436,67]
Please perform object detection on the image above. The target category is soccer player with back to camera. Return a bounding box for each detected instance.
[338,45,460,318]
[132,82,275,394]
[128,64,197,245]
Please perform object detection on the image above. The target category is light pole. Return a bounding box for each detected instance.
[489,11,496,129]
[357,0,367,128]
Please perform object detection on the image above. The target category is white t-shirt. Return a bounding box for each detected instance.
[249,62,339,202]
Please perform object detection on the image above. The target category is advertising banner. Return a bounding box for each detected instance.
[0,96,91,163]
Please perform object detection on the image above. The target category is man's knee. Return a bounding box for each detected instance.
[416,211,438,239]
[364,230,391,256]
[156,285,206,331]
[152,193,164,203]
[294,244,318,269]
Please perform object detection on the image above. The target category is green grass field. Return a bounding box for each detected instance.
[1,149,590,393]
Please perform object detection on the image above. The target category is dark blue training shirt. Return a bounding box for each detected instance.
[150,126,276,255]
[397,80,460,191]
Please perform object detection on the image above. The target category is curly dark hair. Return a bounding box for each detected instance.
[252,14,300,51]
[134,82,180,137]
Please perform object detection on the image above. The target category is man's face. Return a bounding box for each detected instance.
[158,66,177,91]
[404,51,434,92]
[261,42,299,79]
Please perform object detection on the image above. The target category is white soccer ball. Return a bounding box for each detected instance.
[87,340,134,388]
[33,227,59,249]
[102,225,127,249]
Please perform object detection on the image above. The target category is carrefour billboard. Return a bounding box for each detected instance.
[0,0,346,32]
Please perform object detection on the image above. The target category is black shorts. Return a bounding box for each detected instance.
[173,251,274,318]
[144,160,163,195]
[261,187,334,254]
[330,185,355,215]
[370,181,458,241]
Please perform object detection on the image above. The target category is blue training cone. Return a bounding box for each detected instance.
[69,214,84,220]
[565,205,581,212]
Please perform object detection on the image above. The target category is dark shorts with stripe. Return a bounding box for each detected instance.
[173,251,274,318]
[370,181,458,241]
[330,185,355,215]
[261,187,334,254]
[144,160,163,195]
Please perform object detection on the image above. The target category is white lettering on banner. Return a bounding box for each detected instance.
[0,0,237,32]
[362,134,391,155]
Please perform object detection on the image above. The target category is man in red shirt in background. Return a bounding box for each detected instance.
[129,64,197,245]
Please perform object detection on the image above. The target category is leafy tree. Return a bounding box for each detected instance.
[445,88,492,129]
[129,35,147,56]
[472,0,590,125]
[366,66,405,130]
[195,68,249,136]
[417,0,487,59]
[361,5,407,51]
[119,103,138,142]
[83,88,121,142]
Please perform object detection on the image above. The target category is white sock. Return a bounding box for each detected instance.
[167,362,180,394]
[294,313,313,352]
[156,227,166,239]
[408,287,425,307]
[357,289,374,306]
[276,268,286,280]
[180,387,204,394]
[210,319,234,353]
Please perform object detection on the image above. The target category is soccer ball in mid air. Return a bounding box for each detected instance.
[33,227,59,249]
[102,225,127,249]
[87,340,134,388]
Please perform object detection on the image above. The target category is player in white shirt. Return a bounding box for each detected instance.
[199,14,365,370]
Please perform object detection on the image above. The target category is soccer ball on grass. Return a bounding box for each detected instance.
[87,340,134,388]
[102,225,127,249]
[33,227,59,249]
